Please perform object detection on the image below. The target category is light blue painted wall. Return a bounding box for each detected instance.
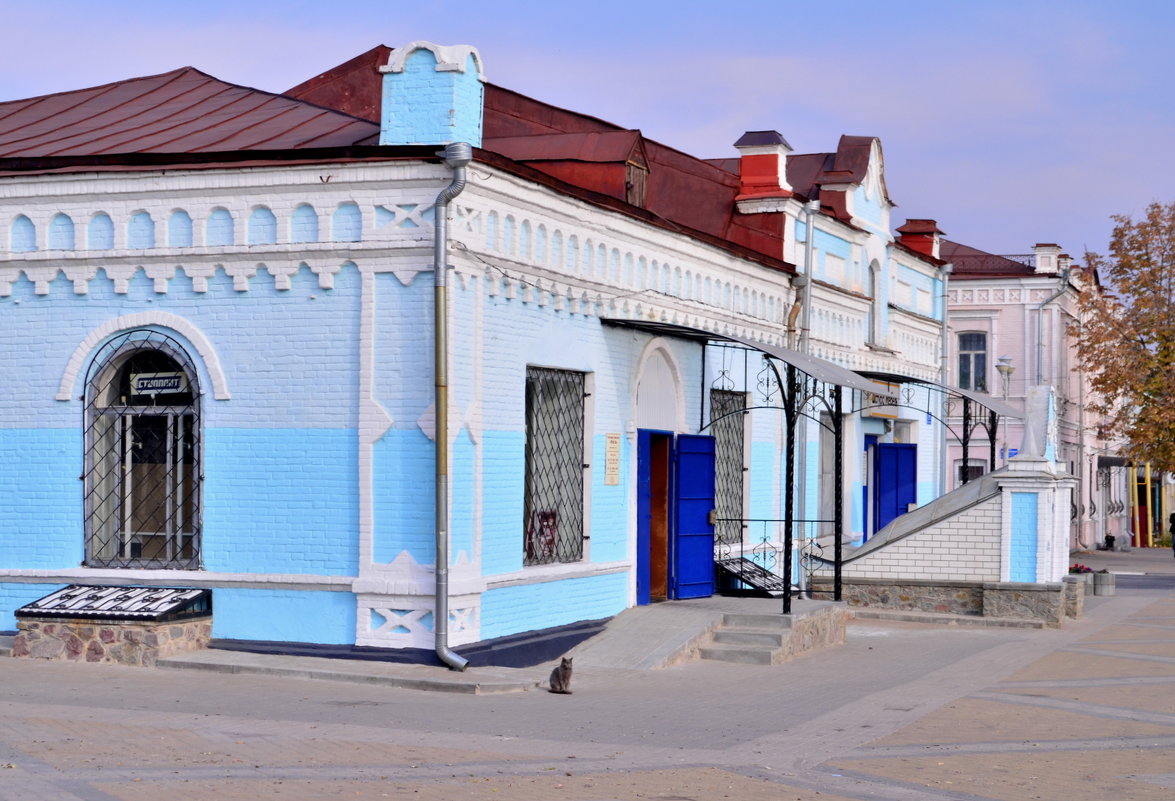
[893,264,935,316]
[373,430,436,565]
[1010,491,1039,582]
[48,214,75,250]
[203,429,358,575]
[478,431,525,576]
[212,588,355,644]
[248,207,277,245]
[747,441,777,520]
[589,433,629,563]
[168,210,193,248]
[11,215,36,252]
[88,213,113,250]
[380,47,484,147]
[127,211,155,249]
[851,184,886,229]
[332,203,362,242]
[0,262,364,587]
[206,208,234,246]
[291,204,319,243]
[0,429,83,569]
[479,572,627,640]
[451,429,476,565]
[0,583,65,631]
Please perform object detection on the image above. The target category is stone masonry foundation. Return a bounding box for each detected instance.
[11,616,211,667]
[810,578,1082,627]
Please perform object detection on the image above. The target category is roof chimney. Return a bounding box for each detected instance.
[733,131,793,199]
[1032,243,1062,274]
[379,42,486,147]
[895,219,944,260]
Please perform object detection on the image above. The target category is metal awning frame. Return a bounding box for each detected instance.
[856,370,1021,486]
[602,319,851,612]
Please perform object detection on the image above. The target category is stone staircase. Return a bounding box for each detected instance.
[698,605,848,665]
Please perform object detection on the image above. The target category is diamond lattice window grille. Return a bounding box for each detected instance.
[83,330,202,570]
[523,367,586,566]
[711,389,746,546]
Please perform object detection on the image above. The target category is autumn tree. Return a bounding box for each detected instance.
[1075,201,1175,471]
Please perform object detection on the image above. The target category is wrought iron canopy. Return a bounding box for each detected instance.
[855,370,1022,420]
[601,318,882,395]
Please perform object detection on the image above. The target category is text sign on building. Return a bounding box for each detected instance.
[131,372,188,396]
[604,433,621,485]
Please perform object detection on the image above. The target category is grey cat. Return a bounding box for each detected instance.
[548,656,573,694]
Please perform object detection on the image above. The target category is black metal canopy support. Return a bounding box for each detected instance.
[600,319,860,615]
[959,397,1001,485]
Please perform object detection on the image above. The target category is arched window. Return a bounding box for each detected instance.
[248,206,277,245]
[127,211,156,249]
[83,330,201,569]
[168,210,193,248]
[332,202,362,242]
[291,204,319,244]
[206,208,234,247]
[11,215,36,252]
[89,213,114,250]
[48,213,75,250]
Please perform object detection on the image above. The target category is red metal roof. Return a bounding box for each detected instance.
[0,67,378,158]
[483,131,646,165]
[940,239,1035,278]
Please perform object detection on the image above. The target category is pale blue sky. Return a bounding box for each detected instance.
[3,1,1171,258]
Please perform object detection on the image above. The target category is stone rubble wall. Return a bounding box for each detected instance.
[811,577,1081,627]
[778,606,851,661]
[11,616,211,666]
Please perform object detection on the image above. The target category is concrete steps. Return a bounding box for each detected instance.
[700,606,841,662]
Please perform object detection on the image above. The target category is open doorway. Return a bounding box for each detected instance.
[637,430,672,603]
[636,430,716,604]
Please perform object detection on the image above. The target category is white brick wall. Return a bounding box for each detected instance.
[843,496,1003,581]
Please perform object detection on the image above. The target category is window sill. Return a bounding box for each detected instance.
[485,560,629,590]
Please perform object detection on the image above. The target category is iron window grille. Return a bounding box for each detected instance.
[710,389,746,546]
[83,330,202,570]
[523,367,586,565]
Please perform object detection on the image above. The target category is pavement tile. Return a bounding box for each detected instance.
[93,767,861,801]
[1004,650,1175,681]
[999,682,1175,717]
[1078,624,1175,642]
[863,696,1175,746]
[828,747,1175,801]
[15,719,522,770]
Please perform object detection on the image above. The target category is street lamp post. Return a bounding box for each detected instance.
[996,355,1015,466]
[996,355,1015,400]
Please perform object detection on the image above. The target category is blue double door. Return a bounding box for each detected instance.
[636,430,716,604]
[864,437,917,540]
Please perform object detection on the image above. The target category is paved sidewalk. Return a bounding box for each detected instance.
[2,571,1173,800]
[1071,544,1175,575]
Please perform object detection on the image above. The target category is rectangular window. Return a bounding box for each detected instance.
[957,458,987,485]
[957,332,988,392]
[710,389,746,546]
[524,367,586,565]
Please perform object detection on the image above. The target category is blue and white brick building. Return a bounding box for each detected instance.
[1,41,1057,657]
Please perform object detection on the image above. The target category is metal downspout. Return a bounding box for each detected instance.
[433,142,472,671]
[796,200,820,589]
[1035,268,1071,385]
[939,263,953,493]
